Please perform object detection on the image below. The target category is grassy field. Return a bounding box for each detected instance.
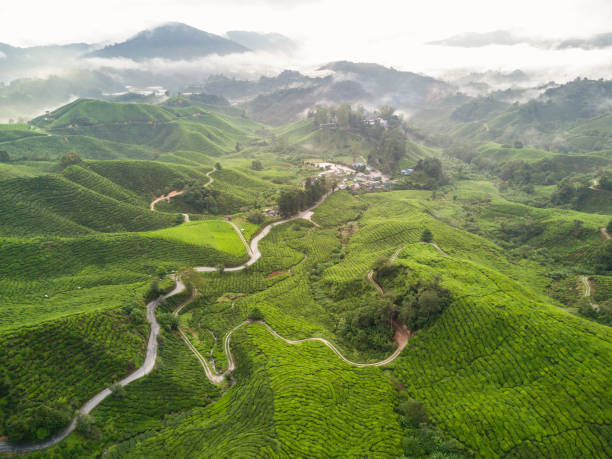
[143,220,248,259]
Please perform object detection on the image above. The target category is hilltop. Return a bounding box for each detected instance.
[87,23,250,61]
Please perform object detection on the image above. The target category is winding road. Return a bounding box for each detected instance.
[149,167,217,223]
[0,169,410,454]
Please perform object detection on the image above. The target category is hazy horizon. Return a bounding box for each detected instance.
[2,0,612,79]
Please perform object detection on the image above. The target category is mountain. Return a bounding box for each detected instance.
[320,61,452,107]
[557,32,612,50]
[0,42,93,83]
[191,62,452,124]
[225,31,297,53]
[429,29,612,51]
[410,77,612,154]
[0,70,123,123]
[87,23,250,61]
[427,30,533,48]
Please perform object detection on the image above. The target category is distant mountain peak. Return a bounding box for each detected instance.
[87,23,249,61]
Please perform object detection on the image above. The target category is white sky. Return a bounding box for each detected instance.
[2,0,612,77]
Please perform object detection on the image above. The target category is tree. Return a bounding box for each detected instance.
[336,104,351,127]
[314,105,329,126]
[378,105,395,121]
[235,142,241,152]
[217,264,225,274]
[374,128,406,173]
[158,312,179,332]
[0,150,9,162]
[398,278,451,330]
[600,173,612,191]
[247,211,264,224]
[215,162,222,170]
[551,178,576,205]
[421,228,433,243]
[110,383,126,397]
[59,152,82,170]
[415,158,444,182]
[75,413,95,435]
[607,219,612,233]
[251,160,264,171]
[278,176,328,218]
[398,396,428,427]
[248,307,264,321]
[145,278,161,301]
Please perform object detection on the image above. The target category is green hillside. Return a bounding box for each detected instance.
[0,124,45,143]
[0,133,157,161]
[29,189,611,458]
[1,94,611,458]
[29,99,261,156]
[0,174,177,237]
[87,160,211,198]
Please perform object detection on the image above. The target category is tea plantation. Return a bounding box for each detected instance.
[1,98,610,458]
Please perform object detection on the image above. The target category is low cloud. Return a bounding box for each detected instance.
[427,30,542,48]
[428,29,612,51]
[85,50,309,80]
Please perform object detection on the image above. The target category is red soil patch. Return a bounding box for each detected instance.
[266,270,289,279]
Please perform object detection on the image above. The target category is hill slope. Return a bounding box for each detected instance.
[87,23,249,61]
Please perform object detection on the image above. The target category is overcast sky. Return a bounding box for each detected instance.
[2,0,612,77]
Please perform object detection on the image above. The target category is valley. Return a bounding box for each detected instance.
[0,21,611,457]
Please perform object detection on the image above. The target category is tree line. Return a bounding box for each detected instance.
[309,104,407,174]
[278,176,328,218]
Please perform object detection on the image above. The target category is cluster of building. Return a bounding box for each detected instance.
[362,117,388,128]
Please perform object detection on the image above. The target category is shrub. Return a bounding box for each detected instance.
[398,278,451,331]
[145,278,161,301]
[110,383,126,398]
[59,152,83,170]
[247,211,265,225]
[247,307,264,321]
[75,413,95,435]
[129,308,146,325]
[158,312,179,332]
[421,228,433,243]
[398,397,428,427]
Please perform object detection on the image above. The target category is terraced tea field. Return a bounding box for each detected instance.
[1,95,611,459]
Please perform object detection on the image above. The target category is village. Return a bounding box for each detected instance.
[310,161,398,192]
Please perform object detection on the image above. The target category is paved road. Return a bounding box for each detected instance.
[0,168,408,453]
[0,279,184,454]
